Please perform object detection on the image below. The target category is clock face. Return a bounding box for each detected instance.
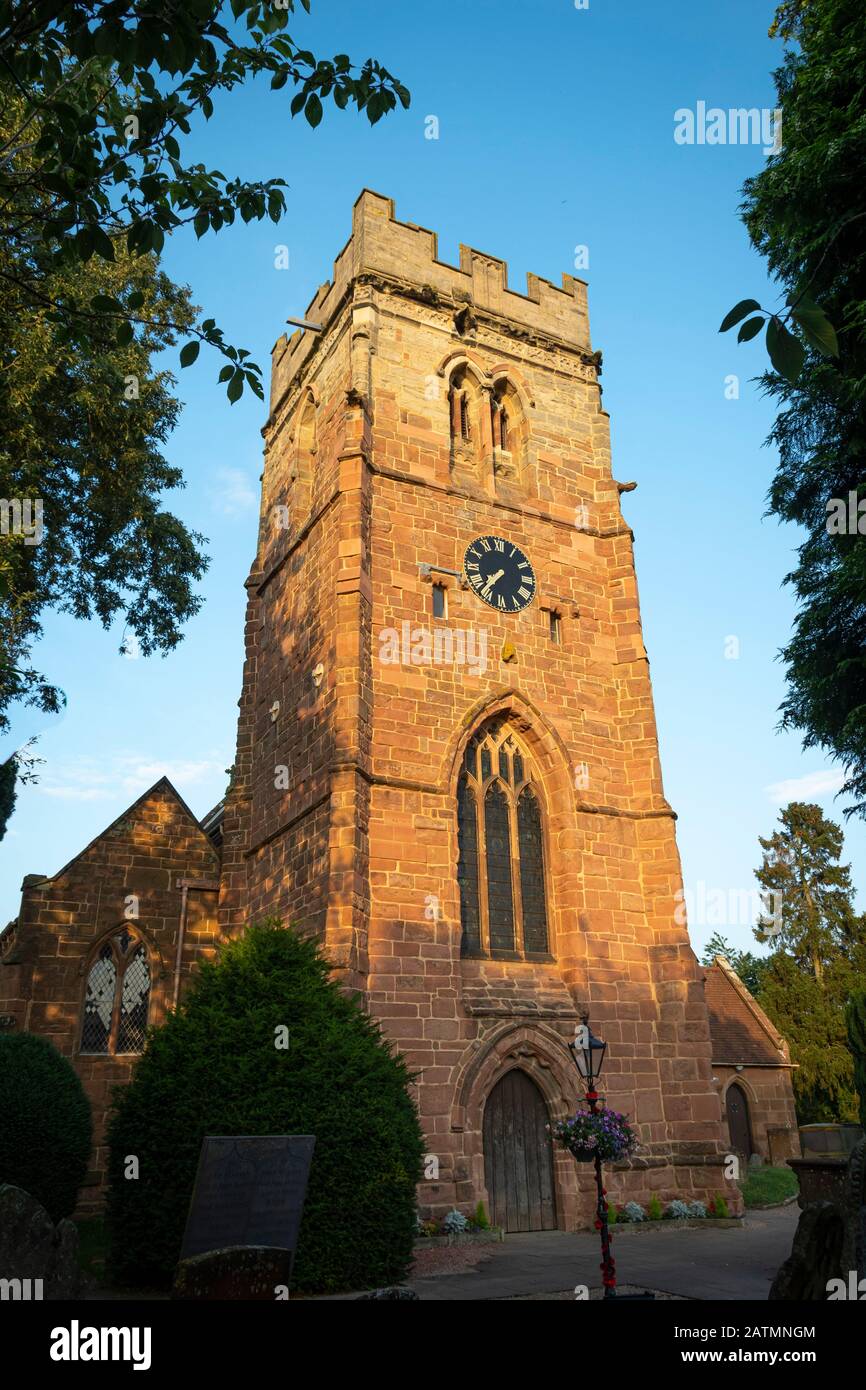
[463,535,536,613]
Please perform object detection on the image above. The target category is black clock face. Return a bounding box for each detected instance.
[463,536,536,613]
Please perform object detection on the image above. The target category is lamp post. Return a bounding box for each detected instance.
[569,1013,617,1299]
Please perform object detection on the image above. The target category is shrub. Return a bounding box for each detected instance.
[847,989,866,1129]
[738,1164,799,1208]
[687,1201,708,1218]
[664,1199,691,1220]
[711,1192,731,1219]
[0,1032,91,1221]
[105,923,425,1293]
[442,1208,468,1234]
[646,1195,663,1222]
[621,1201,646,1223]
[607,1202,618,1225]
[472,1200,490,1230]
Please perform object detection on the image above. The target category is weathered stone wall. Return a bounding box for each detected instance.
[716,1065,800,1164]
[220,191,741,1227]
[0,781,219,1208]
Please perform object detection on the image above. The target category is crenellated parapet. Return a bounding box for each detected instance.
[269,189,592,421]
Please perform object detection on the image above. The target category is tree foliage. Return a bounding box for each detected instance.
[734,0,866,812]
[0,3,407,764]
[753,802,862,978]
[0,1032,92,1221]
[700,932,770,997]
[0,1,408,398]
[1,89,207,737]
[106,922,425,1293]
[749,803,866,1123]
[846,989,866,1129]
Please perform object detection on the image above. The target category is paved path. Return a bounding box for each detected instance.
[408,1205,799,1301]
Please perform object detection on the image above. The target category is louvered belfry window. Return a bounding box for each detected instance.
[457,720,550,958]
[80,928,151,1055]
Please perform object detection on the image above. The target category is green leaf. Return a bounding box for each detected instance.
[92,225,116,262]
[90,294,122,314]
[227,369,245,403]
[305,93,323,128]
[790,306,839,358]
[116,320,134,347]
[194,211,209,240]
[179,341,200,368]
[766,317,805,383]
[719,299,762,333]
[737,315,765,343]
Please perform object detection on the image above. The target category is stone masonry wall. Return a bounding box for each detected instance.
[0,781,219,1209]
[219,191,742,1227]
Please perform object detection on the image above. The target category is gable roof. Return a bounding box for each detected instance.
[39,776,221,884]
[704,955,791,1066]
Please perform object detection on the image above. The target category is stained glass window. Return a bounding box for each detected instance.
[80,931,151,1055]
[518,787,549,954]
[457,775,481,956]
[80,944,116,1054]
[456,721,551,959]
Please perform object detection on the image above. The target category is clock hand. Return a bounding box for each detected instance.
[481,568,505,596]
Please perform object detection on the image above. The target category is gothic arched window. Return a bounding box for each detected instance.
[291,392,317,521]
[490,377,526,483]
[448,367,483,474]
[457,721,550,959]
[80,927,151,1056]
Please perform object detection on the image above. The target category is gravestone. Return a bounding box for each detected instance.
[0,1185,92,1299]
[173,1135,315,1300]
[769,1136,866,1300]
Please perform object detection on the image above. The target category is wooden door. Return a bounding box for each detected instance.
[726,1082,753,1159]
[483,1069,557,1232]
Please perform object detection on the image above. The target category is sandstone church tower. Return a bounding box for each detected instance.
[218,191,738,1229]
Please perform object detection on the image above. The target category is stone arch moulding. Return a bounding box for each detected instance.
[487,364,535,412]
[721,1072,759,1114]
[435,349,488,384]
[441,688,575,806]
[450,1019,576,1133]
[75,919,168,984]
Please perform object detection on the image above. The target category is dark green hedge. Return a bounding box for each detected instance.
[0,1032,92,1220]
[847,989,866,1130]
[106,923,424,1293]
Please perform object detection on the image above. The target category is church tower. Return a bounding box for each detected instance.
[219,191,740,1228]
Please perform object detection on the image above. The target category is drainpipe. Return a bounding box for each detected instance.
[173,883,189,1011]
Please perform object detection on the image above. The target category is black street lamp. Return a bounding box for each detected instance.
[569,1013,617,1299]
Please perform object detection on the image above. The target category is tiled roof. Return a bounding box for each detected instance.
[704,956,789,1066]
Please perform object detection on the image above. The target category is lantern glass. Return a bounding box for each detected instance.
[571,1019,606,1085]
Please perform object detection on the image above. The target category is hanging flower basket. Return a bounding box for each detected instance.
[552,1107,639,1164]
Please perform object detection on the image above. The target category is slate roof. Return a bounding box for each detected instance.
[704,955,790,1066]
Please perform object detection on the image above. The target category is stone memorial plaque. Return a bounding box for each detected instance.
[180,1135,315,1262]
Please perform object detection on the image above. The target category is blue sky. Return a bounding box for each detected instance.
[3,0,863,952]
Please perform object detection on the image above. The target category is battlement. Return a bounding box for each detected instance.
[270,190,592,415]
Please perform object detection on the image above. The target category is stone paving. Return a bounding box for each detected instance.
[406,1205,799,1301]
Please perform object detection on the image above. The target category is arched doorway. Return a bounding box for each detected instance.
[725,1081,753,1160]
[483,1069,557,1232]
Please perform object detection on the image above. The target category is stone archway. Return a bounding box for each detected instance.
[483,1068,557,1232]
